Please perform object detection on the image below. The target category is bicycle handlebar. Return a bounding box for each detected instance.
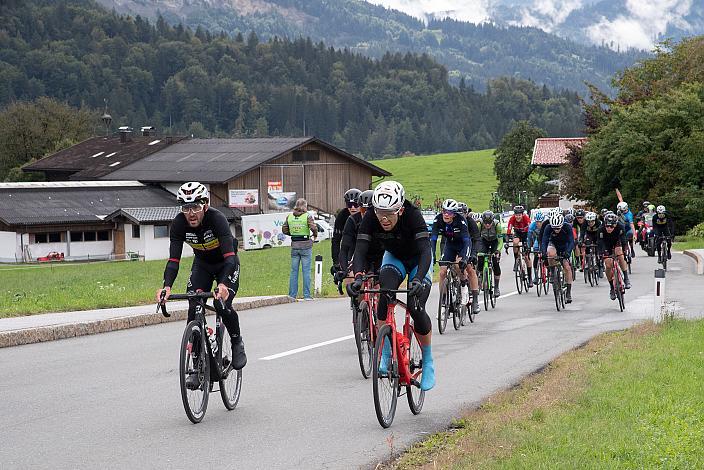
[359,288,411,294]
[156,290,223,318]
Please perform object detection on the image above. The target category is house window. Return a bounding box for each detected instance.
[35,232,61,243]
[131,224,140,238]
[97,230,110,241]
[292,150,320,162]
[84,231,97,242]
[154,225,169,238]
[70,231,83,242]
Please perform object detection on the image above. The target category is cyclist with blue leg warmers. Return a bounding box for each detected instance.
[347,181,435,391]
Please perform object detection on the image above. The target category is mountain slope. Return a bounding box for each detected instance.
[96,0,647,94]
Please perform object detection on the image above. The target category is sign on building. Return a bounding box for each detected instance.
[229,189,259,208]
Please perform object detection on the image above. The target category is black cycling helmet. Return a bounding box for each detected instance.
[457,202,468,215]
[642,200,650,208]
[600,208,609,216]
[358,189,374,208]
[513,205,525,214]
[574,209,585,218]
[344,188,361,205]
[604,213,618,226]
[565,214,575,224]
[481,210,494,224]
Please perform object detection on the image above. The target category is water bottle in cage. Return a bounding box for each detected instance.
[207,326,218,354]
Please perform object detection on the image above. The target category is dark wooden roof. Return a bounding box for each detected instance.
[101,137,391,183]
[22,135,187,179]
[0,182,177,227]
[105,205,243,224]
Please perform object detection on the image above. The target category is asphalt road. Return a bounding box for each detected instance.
[1,251,701,469]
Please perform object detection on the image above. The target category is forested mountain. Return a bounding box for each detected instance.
[95,0,647,95]
[0,0,584,170]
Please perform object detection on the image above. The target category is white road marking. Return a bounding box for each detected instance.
[260,335,355,360]
[261,291,520,361]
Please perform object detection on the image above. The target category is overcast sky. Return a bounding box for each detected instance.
[365,0,696,50]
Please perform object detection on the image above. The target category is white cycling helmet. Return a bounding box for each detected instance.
[585,211,597,222]
[617,201,628,212]
[656,205,666,214]
[442,198,459,212]
[372,181,405,211]
[549,212,565,227]
[177,182,209,204]
[471,212,481,221]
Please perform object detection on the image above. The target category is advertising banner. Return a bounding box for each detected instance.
[228,189,259,208]
[268,191,296,211]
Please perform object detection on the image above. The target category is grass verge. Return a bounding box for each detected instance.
[673,236,704,251]
[0,240,343,317]
[391,319,704,469]
[371,149,497,212]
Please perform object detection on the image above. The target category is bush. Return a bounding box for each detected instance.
[686,222,704,239]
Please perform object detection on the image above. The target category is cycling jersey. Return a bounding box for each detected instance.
[507,214,531,234]
[331,208,351,266]
[597,222,628,254]
[527,221,542,250]
[163,208,237,288]
[618,210,635,234]
[652,212,675,234]
[579,219,602,243]
[540,222,575,257]
[354,200,431,281]
[339,212,384,272]
[430,213,471,263]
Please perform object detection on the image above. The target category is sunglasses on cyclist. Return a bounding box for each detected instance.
[442,210,455,216]
[375,208,401,219]
[605,223,616,228]
[181,202,205,214]
[346,201,359,208]
[552,226,562,233]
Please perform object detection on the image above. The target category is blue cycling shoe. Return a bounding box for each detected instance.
[420,345,435,391]
[378,340,391,375]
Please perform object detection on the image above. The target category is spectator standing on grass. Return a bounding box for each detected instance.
[283,198,318,301]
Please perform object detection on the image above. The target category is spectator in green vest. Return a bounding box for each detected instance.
[282,198,318,300]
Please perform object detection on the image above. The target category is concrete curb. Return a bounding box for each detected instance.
[683,249,704,275]
[0,295,294,349]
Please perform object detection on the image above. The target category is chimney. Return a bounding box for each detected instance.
[118,126,132,143]
[141,126,156,137]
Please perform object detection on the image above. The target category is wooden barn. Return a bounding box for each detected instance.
[101,137,391,215]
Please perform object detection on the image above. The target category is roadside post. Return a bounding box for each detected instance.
[314,254,323,296]
[653,268,666,323]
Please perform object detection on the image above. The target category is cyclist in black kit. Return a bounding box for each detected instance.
[156,182,246,389]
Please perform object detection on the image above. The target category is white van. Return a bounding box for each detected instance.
[241,212,331,250]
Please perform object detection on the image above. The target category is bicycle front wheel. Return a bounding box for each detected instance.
[180,320,210,423]
[553,270,562,312]
[452,281,462,330]
[219,333,242,410]
[437,279,449,334]
[373,325,398,428]
[355,301,373,378]
[406,326,425,415]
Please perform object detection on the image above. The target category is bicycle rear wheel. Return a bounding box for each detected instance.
[180,320,210,423]
[452,281,462,330]
[218,333,242,410]
[355,302,374,378]
[553,269,562,312]
[373,325,398,428]
[406,326,425,415]
[437,279,449,334]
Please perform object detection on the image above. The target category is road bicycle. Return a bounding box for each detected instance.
[437,261,466,333]
[511,239,530,294]
[548,256,568,312]
[158,290,242,424]
[532,250,549,297]
[656,235,672,271]
[583,243,600,287]
[361,288,425,428]
[604,253,626,311]
[477,252,498,311]
[353,273,380,379]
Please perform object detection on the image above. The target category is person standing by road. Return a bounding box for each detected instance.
[283,198,318,300]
